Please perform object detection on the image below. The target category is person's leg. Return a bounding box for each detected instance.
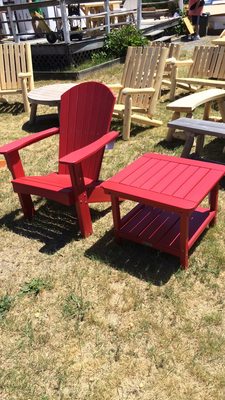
[191,15,200,39]
[195,15,200,38]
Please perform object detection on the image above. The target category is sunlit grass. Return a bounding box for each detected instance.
[0,46,225,400]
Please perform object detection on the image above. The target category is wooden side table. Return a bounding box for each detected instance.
[28,83,76,124]
[102,153,225,269]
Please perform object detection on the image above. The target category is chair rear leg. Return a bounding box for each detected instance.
[18,193,35,219]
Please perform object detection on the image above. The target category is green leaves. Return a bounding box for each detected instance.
[103,26,148,58]
[19,278,52,297]
[63,293,90,322]
[0,295,13,319]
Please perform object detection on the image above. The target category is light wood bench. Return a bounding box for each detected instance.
[166,88,225,141]
[167,117,225,158]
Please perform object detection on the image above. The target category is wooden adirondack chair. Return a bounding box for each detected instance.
[108,45,169,140]
[150,42,181,89]
[0,82,119,238]
[169,45,225,101]
[0,42,34,113]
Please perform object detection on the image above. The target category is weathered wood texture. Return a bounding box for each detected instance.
[168,117,225,158]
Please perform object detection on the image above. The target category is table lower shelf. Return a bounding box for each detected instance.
[118,204,215,258]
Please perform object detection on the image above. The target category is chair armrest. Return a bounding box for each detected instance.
[107,83,123,90]
[18,72,32,79]
[122,87,155,95]
[60,131,119,165]
[172,59,193,66]
[0,127,59,155]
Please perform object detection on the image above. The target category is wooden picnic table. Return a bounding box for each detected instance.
[80,1,122,14]
[80,1,122,28]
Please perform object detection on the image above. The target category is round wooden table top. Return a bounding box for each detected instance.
[28,83,76,106]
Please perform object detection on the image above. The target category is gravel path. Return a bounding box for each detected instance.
[173,34,219,52]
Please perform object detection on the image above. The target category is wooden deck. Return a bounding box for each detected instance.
[28,15,180,71]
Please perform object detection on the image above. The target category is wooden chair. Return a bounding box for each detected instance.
[150,42,181,89]
[169,45,225,101]
[0,82,119,238]
[108,45,169,140]
[0,42,34,113]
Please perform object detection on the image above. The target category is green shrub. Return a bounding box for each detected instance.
[91,50,110,65]
[103,25,148,58]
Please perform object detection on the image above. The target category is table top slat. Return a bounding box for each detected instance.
[173,167,210,199]
[126,159,169,188]
[159,165,197,196]
[103,153,225,211]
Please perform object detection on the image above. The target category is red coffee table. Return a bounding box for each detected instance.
[102,153,225,269]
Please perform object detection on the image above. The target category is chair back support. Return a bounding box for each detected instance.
[59,81,116,178]
[0,43,34,92]
[118,46,169,116]
[188,45,225,80]
[150,42,181,76]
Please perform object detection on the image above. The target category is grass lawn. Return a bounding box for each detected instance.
[1,56,225,400]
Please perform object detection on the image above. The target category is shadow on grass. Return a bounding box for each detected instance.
[85,230,180,286]
[0,199,111,254]
[22,113,59,133]
[156,138,184,151]
[110,120,149,140]
[0,101,24,115]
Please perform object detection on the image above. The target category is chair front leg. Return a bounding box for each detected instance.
[4,151,34,218]
[123,94,132,140]
[20,76,30,113]
[18,193,35,219]
[169,65,177,101]
[69,163,93,238]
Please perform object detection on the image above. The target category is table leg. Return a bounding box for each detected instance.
[166,111,180,141]
[29,103,37,124]
[209,183,219,227]
[203,101,211,120]
[180,213,189,269]
[195,134,205,156]
[181,132,195,157]
[111,195,122,243]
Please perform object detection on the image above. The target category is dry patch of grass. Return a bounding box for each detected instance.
[1,54,225,400]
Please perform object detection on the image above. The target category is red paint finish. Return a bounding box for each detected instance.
[0,82,118,238]
[102,153,225,268]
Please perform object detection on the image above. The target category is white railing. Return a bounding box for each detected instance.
[0,0,138,43]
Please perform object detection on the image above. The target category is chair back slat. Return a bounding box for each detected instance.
[0,43,33,92]
[188,45,225,80]
[150,42,181,75]
[58,82,116,178]
[214,46,225,79]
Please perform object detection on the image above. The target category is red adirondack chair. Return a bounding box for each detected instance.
[0,81,118,237]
